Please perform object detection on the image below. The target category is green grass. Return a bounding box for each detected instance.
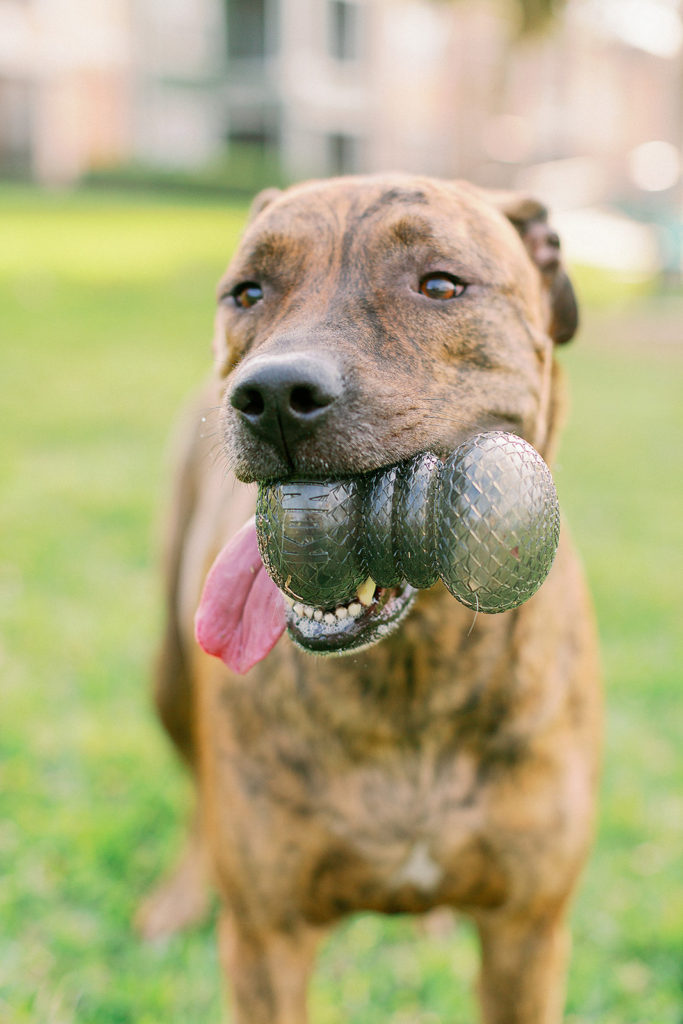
[1,185,682,1023]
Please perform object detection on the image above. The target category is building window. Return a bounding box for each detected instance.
[227,0,268,59]
[328,0,360,61]
[328,132,359,176]
[228,126,277,152]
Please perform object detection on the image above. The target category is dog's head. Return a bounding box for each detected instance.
[196,176,578,670]
[213,175,577,484]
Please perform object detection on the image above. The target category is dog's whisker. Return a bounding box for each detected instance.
[467,598,479,637]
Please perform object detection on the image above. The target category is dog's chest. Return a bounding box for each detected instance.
[217,608,524,917]
[225,677,508,917]
[292,739,508,918]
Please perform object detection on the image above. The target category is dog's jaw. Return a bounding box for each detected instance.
[284,582,418,657]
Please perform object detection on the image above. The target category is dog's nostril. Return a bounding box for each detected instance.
[230,353,342,438]
[289,385,329,416]
[234,387,265,418]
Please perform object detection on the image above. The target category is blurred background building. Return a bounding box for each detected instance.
[1,0,682,274]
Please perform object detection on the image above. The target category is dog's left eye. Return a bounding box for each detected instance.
[419,274,467,300]
[232,282,264,309]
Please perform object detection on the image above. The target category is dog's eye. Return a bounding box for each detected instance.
[419,274,467,300]
[232,282,264,309]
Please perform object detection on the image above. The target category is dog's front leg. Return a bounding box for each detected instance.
[218,911,325,1024]
[475,906,571,1024]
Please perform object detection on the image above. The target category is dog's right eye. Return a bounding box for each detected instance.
[419,274,467,300]
[231,282,264,309]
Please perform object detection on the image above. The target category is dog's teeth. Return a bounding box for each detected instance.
[313,609,324,621]
[323,612,336,625]
[348,602,362,618]
[335,606,348,620]
[283,595,295,607]
[356,576,377,606]
[303,605,314,618]
[293,602,304,616]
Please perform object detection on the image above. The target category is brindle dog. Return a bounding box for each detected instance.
[138,175,601,1024]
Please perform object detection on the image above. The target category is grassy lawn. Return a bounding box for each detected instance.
[1,186,681,1023]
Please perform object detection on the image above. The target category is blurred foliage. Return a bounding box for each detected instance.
[512,0,566,33]
[439,0,567,33]
[0,186,681,1022]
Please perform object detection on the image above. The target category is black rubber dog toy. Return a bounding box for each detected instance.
[256,431,560,614]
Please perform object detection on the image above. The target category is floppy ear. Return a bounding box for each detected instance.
[487,191,579,345]
[247,187,282,222]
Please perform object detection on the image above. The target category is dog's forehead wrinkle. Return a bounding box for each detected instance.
[236,198,345,273]
[352,219,520,290]
[385,214,440,250]
[357,186,430,220]
[247,231,293,266]
[236,232,322,283]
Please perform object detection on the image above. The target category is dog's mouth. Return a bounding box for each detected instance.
[283,579,417,656]
[194,517,417,675]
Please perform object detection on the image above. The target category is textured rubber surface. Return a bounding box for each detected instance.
[256,432,560,613]
[436,433,560,611]
[393,452,440,590]
[256,479,365,606]
[363,464,401,588]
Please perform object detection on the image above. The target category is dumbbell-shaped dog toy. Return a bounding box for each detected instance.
[256,432,560,614]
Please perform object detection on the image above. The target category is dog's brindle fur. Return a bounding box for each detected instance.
[140,175,601,1023]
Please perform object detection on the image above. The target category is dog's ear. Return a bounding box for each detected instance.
[247,187,282,222]
[488,191,579,345]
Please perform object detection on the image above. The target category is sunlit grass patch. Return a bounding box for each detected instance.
[0,185,248,284]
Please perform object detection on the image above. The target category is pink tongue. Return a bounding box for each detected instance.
[195,516,286,674]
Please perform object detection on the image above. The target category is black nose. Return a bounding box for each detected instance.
[229,352,343,453]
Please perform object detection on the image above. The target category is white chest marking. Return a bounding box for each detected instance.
[391,840,444,892]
